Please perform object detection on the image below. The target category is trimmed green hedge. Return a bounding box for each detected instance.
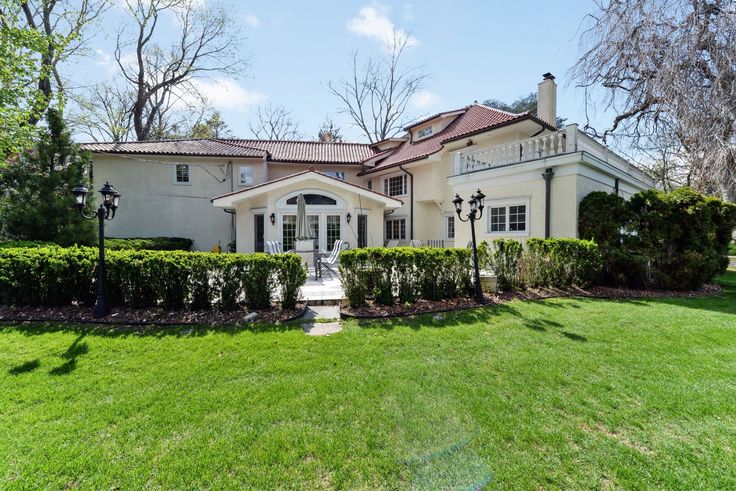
[729,241,736,257]
[0,247,305,310]
[339,247,473,307]
[478,238,602,291]
[0,237,194,251]
[106,237,194,251]
[579,188,736,289]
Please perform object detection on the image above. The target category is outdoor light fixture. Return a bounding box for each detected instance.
[346,212,351,224]
[455,188,486,304]
[270,213,276,225]
[72,181,121,318]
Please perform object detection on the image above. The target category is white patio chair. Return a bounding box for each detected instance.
[320,239,347,276]
[426,239,444,248]
[386,240,399,248]
[409,239,423,247]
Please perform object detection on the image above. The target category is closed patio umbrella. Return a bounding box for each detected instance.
[295,193,315,243]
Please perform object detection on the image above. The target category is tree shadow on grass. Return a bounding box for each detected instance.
[0,317,304,341]
[8,358,40,375]
[49,333,87,376]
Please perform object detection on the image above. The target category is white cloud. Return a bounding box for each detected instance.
[411,90,440,110]
[94,48,112,67]
[187,78,265,113]
[347,4,418,48]
[244,14,260,28]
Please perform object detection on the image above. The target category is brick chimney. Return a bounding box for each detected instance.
[537,73,557,127]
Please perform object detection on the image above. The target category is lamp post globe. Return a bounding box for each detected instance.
[72,181,121,318]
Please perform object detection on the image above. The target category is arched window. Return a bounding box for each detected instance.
[285,194,337,205]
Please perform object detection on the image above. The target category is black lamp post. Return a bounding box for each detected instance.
[453,189,486,304]
[72,181,121,318]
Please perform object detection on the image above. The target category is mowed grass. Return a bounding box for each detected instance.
[2,272,736,489]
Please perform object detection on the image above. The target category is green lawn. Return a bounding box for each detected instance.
[2,272,736,489]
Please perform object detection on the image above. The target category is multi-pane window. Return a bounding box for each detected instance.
[323,171,345,180]
[488,204,527,233]
[326,215,341,250]
[489,207,506,232]
[384,175,406,197]
[416,126,433,139]
[282,215,296,252]
[175,164,190,183]
[307,215,319,244]
[367,179,372,190]
[239,166,253,186]
[385,218,406,241]
[509,205,526,231]
[446,215,455,239]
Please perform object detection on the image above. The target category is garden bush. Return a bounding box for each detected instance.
[729,241,736,256]
[579,188,736,290]
[0,247,305,310]
[105,237,194,251]
[478,238,601,291]
[339,247,472,307]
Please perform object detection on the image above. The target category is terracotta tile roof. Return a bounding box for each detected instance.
[82,138,377,165]
[361,104,555,174]
[220,139,376,164]
[80,139,266,158]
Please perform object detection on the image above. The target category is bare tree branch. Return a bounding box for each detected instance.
[571,0,736,200]
[328,30,428,143]
[248,103,301,140]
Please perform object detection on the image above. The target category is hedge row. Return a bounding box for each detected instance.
[0,237,194,251]
[478,238,602,291]
[339,247,473,307]
[579,188,736,290]
[0,247,305,310]
[105,237,194,251]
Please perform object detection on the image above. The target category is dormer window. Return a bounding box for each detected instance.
[416,126,433,139]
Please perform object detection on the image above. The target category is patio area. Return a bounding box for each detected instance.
[301,268,344,304]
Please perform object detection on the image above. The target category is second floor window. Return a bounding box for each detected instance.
[384,175,407,197]
[175,164,190,184]
[416,126,433,139]
[239,166,253,186]
[323,171,345,180]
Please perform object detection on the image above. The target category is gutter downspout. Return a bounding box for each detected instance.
[542,168,555,239]
[399,164,414,240]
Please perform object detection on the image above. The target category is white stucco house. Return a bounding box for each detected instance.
[82,74,654,253]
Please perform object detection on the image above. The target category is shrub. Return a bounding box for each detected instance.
[0,247,305,311]
[339,247,472,307]
[0,240,52,249]
[729,241,736,256]
[106,237,194,251]
[579,188,736,290]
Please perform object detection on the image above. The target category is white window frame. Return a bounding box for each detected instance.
[416,125,433,140]
[444,214,456,240]
[383,173,407,197]
[238,165,253,186]
[174,163,191,185]
[385,217,407,241]
[323,171,345,180]
[485,197,531,237]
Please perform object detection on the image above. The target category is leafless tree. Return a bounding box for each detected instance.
[115,0,246,141]
[571,0,736,199]
[248,103,301,140]
[70,82,134,142]
[328,30,428,143]
[4,0,111,124]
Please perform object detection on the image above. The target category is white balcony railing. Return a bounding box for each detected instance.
[452,124,652,185]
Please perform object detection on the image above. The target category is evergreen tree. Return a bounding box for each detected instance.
[0,109,95,245]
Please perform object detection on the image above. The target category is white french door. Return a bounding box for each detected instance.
[280,212,343,252]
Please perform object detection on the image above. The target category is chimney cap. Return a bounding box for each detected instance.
[542,72,555,81]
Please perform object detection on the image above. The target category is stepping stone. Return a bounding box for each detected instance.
[302,305,340,321]
[302,321,342,336]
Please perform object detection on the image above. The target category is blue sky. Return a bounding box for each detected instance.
[72,0,607,142]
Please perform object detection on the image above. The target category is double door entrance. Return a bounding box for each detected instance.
[281,213,342,252]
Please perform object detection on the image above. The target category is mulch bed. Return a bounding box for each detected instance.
[340,283,723,319]
[0,303,307,326]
